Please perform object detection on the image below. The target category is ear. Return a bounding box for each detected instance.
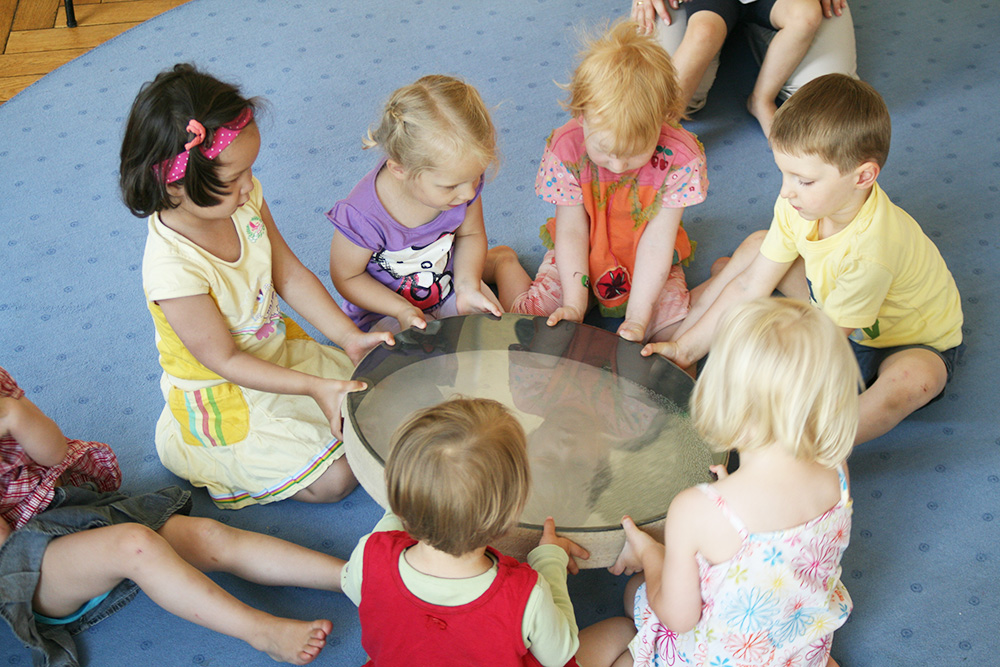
[385,159,409,182]
[165,181,185,203]
[854,160,880,189]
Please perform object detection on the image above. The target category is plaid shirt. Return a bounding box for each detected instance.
[1,367,121,530]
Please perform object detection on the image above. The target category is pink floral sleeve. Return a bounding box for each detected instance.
[535,147,583,205]
[660,154,708,208]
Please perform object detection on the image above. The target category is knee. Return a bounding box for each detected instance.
[684,13,728,50]
[780,1,823,33]
[111,523,170,563]
[740,230,768,254]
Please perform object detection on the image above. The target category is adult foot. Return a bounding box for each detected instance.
[747,94,778,139]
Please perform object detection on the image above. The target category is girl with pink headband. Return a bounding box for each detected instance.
[120,63,392,510]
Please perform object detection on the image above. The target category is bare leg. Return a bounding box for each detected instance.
[749,0,823,137]
[672,11,729,111]
[0,517,10,548]
[828,656,840,667]
[291,456,357,503]
[34,523,331,665]
[157,515,344,591]
[484,245,533,311]
[577,617,636,667]
[856,348,948,445]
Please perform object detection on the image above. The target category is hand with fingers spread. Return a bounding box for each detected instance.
[538,516,590,575]
[631,0,682,33]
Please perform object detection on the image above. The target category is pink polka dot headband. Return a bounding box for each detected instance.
[154,107,254,184]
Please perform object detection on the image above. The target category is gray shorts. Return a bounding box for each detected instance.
[0,484,191,667]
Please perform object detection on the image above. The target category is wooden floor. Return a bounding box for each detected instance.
[0,0,189,105]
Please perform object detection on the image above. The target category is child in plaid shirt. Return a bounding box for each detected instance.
[0,365,346,667]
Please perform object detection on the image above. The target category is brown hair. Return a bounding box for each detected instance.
[563,20,683,157]
[385,397,530,556]
[770,73,891,173]
[363,74,499,179]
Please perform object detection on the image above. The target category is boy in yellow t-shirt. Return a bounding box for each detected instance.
[645,73,963,446]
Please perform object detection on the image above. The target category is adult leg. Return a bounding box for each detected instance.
[748,0,823,136]
[291,457,357,503]
[672,10,730,113]
[654,8,718,114]
[33,523,331,665]
[856,348,948,445]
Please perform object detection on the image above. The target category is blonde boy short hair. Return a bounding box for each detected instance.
[770,73,891,174]
[565,20,683,157]
[385,397,530,557]
[691,298,862,467]
[363,74,499,178]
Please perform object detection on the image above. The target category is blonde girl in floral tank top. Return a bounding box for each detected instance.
[577,298,862,667]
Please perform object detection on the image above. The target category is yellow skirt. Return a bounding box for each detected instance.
[154,337,355,509]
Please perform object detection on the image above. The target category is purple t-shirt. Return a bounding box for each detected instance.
[327,158,484,331]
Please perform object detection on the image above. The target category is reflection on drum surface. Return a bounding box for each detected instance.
[349,315,714,531]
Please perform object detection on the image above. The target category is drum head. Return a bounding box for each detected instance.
[344,314,723,567]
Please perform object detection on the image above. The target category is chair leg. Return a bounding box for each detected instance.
[64,0,77,28]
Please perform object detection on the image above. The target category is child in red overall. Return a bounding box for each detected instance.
[340,398,587,666]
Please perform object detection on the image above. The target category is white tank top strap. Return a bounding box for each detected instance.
[696,483,749,539]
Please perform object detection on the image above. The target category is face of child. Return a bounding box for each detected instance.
[772,149,868,226]
[168,121,261,223]
[582,120,656,175]
[405,155,485,213]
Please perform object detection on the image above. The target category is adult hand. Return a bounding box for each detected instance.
[819,0,847,18]
[539,516,590,574]
[631,0,681,33]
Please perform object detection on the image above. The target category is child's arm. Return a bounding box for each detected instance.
[329,230,429,333]
[644,251,791,368]
[523,517,587,667]
[548,204,591,326]
[157,295,364,439]
[261,200,393,363]
[0,394,68,467]
[451,197,502,317]
[615,490,703,634]
[618,206,684,343]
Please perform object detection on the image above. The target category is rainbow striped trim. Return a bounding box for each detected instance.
[210,438,343,506]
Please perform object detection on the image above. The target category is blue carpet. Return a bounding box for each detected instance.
[1,0,997,665]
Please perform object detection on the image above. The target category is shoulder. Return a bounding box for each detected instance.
[546,119,585,157]
[658,122,705,161]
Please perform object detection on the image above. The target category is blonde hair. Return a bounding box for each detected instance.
[563,20,683,157]
[770,73,891,174]
[384,397,530,557]
[691,298,862,467]
[363,74,499,178]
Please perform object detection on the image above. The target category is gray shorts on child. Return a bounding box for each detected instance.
[0,484,191,667]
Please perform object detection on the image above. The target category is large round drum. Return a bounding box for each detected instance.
[343,314,723,568]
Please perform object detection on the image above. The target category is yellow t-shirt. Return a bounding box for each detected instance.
[760,183,963,351]
[142,177,287,383]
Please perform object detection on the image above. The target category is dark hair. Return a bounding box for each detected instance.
[119,63,260,217]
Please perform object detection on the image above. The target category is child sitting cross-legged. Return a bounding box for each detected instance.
[650,73,964,445]
[340,397,588,666]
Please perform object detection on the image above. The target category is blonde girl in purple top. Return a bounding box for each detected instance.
[327,75,506,333]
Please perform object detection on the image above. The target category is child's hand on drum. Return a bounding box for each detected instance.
[311,377,367,440]
[341,329,394,366]
[539,516,590,574]
[397,305,429,332]
[609,515,660,576]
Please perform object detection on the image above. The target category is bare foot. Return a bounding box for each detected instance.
[254,617,332,665]
[484,245,533,311]
[747,94,778,139]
